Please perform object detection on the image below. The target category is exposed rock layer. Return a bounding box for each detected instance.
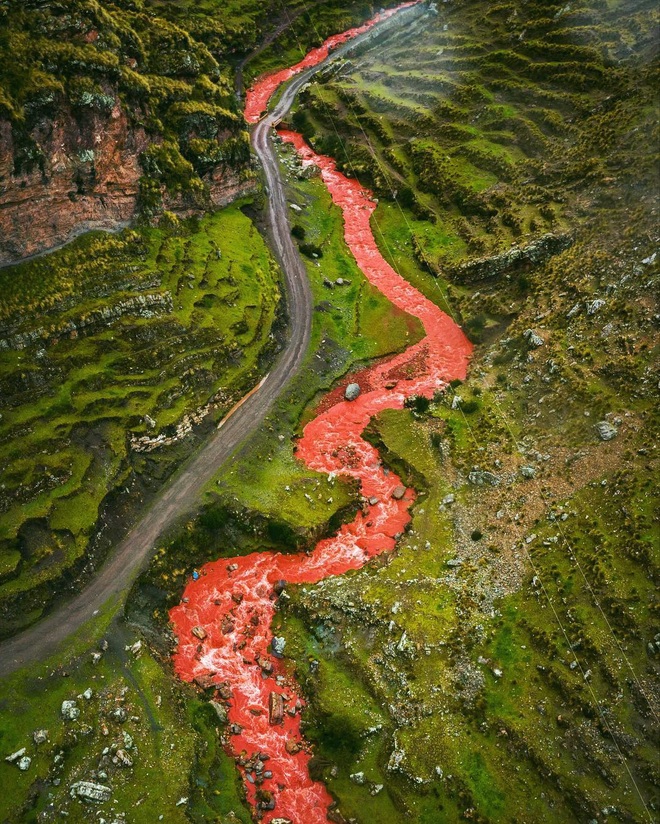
[0,104,253,265]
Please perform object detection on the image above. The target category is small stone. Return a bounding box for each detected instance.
[468,469,500,487]
[345,383,361,401]
[191,626,207,641]
[442,493,455,505]
[82,688,93,700]
[586,298,606,315]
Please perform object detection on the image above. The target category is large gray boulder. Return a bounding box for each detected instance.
[345,382,361,401]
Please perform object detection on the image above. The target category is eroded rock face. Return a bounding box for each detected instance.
[0,104,253,265]
[0,105,146,264]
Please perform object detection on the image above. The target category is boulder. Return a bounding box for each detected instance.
[269,692,284,725]
[33,729,49,745]
[193,673,215,690]
[17,756,31,771]
[524,329,544,348]
[596,420,617,441]
[209,700,228,724]
[344,383,361,401]
[5,748,26,764]
[69,781,112,802]
[271,636,286,657]
[520,465,536,479]
[61,700,80,721]
[191,626,207,640]
[115,748,133,767]
[468,470,500,487]
[391,485,406,500]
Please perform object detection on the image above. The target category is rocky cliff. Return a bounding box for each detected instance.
[0,100,254,264]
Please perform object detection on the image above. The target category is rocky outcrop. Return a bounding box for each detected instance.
[448,233,573,284]
[0,291,173,350]
[0,103,146,264]
[0,104,254,265]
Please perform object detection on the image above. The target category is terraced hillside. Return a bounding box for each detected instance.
[0,207,281,636]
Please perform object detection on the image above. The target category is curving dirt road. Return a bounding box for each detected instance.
[0,3,423,678]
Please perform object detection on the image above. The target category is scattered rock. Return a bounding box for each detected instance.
[520,465,536,479]
[126,640,142,656]
[344,382,361,401]
[69,781,112,802]
[82,688,93,700]
[257,655,273,674]
[442,493,455,505]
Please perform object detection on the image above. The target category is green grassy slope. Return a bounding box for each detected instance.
[0,205,281,635]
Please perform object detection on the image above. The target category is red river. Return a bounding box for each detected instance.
[170,6,472,822]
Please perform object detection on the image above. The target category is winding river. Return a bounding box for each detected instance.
[170,6,472,822]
